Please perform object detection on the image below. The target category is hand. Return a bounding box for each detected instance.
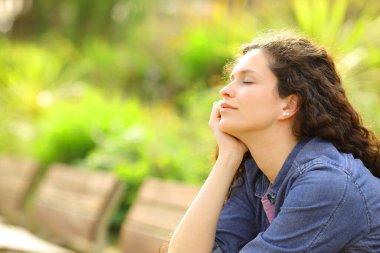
[209,100,248,161]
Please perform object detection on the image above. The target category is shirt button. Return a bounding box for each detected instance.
[267,193,275,204]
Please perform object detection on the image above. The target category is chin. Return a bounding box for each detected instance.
[219,120,239,136]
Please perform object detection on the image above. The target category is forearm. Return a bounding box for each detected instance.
[168,154,241,253]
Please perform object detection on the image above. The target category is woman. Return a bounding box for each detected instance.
[168,32,380,252]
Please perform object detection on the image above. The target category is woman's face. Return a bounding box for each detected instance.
[219,49,288,137]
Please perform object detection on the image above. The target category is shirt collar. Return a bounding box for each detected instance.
[270,138,311,196]
[246,138,311,200]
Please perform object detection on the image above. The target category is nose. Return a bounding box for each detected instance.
[219,82,235,98]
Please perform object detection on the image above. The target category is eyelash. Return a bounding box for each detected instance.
[228,78,254,84]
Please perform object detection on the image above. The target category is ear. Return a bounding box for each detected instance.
[280,94,299,119]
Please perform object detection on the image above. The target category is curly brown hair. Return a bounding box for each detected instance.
[223,32,380,195]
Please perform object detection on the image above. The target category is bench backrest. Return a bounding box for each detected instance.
[32,163,125,253]
[0,155,40,224]
[119,177,200,253]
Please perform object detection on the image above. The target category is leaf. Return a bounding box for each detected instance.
[326,0,348,45]
[292,0,312,33]
[312,0,328,39]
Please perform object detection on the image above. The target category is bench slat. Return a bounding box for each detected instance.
[138,177,199,208]
[43,164,117,195]
[32,163,125,253]
[120,177,199,253]
[120,226,168,253]
[126,200,187,232]
[0,156,39,223]
[37,186,110,218]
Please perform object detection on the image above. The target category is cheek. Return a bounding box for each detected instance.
[240,92,282,122]
[239,90,272,109]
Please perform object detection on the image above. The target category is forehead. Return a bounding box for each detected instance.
[231,49,271,76]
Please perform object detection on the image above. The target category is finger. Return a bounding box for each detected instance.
[209,101,222,127]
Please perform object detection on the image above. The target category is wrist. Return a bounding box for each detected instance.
[217,149,245,163]
[214,152,243,175]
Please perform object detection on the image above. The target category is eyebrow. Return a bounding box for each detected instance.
[230,69,259,80]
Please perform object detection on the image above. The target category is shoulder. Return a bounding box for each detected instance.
[291,138,375,208]
[286,154,372,231]
[288,138,349,195]
[293,137,346,172]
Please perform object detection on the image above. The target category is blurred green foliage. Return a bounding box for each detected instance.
[1,0,380,239]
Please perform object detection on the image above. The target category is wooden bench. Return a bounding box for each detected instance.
[0,155,40,224]
[32,163,126,253]
[119,177,200,253]
[0,163,125,253]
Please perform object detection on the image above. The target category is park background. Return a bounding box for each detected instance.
[1,0,380,239]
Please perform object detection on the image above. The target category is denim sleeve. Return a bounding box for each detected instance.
[239,166,369,252]
[214,177,258,253]
[211,244,224,253]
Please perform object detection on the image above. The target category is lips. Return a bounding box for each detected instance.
[220,102,237,110]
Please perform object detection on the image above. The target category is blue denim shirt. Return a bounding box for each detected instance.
[213,137,380,252]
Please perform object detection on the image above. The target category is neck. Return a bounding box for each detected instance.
[239,125,298,183]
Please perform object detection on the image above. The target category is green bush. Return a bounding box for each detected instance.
[0,39,66,153]
[32,86,143,166]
